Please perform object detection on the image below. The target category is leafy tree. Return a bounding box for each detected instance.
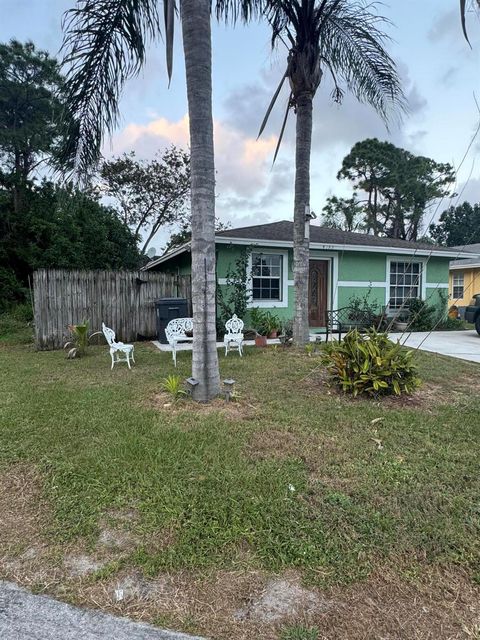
[429,201,480,246]
[321,193,364,232]
[162,218,230,254]
[99,146,190,253]
[337,138,455,241]
[61,0,264,402]
[0,40,68,213]
[0,182,140,309]
[258,1,404,344]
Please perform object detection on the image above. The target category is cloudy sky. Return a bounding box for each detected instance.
[2,0,480,252]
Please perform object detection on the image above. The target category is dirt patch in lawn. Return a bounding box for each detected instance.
[45,564,480,640]
[0,476,478,640]
[304,370,472,412]
[0,464,54,581]
[148,391,258,422]
[246,428,343,471]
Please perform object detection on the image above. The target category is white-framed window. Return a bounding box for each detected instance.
[452,272,464,300]
[388,260,423,309]
[251,252,283,301]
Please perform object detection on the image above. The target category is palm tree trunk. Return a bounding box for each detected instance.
[293,92,313,345]
[181,0,220,402]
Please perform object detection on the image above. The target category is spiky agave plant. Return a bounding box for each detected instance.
[258,0,405,346]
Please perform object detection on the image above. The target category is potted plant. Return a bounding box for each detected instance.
[392,308,410,331]
[263,311,281,338]
[250,308,268,347]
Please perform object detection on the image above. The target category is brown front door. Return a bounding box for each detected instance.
[308,261,328,327]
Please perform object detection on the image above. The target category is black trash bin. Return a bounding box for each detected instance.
[155,298,189,344]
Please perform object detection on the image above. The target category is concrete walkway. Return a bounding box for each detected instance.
[153,330,480,364]
[0,581,204,640]
[152,335,322,354]
[389,330,480,363]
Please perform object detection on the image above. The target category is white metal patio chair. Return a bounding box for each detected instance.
[102,323,135,370]
[165,317,194,366]
[224,314,244,357]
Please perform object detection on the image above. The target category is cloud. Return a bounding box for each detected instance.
[108,53,430,230]
[440,66,460,87]
[428,9,461,43]
[222,58,427,155]
[109,112,286,224]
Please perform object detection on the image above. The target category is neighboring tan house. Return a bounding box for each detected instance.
[449,243,480,308]
[145,221,475,329]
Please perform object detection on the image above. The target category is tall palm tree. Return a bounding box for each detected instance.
[259,0,405,345]
[60,0,263,402]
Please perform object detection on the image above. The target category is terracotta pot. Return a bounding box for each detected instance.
[268,330,278,339]
[255,335,268,347]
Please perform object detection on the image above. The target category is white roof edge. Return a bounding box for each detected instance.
[143,237,479,270]
[450,262,480,270]
[141,243,191,270]
[215,236,478,258]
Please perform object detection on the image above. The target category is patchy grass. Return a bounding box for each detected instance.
[0,311,34,345]
[0,340,479,638]
[280,627,319,640]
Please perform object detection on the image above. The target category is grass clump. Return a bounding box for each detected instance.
[161,374,187,400]
[280,626,319,640]
[0,305,34,345]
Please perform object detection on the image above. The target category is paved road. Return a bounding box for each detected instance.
[0,581,204,640]
[389,330,480,363]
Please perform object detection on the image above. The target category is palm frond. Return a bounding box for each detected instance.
[461,0,470,43]
[460,0,480,43]
[215,0,266,23]
[272,92,293,165]
[257,71,288,138]
[164,0,176,83]
[321,2,405,125]
[60,0,161,176]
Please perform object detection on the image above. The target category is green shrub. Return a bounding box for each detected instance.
[405,298,436,331]
[0,312,34,345]
[438,316,465,331]
[322,329,421,397]
[347,288,380,319]
[10,302,34,323]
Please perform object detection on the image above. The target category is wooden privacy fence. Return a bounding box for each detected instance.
[34,269,192,350]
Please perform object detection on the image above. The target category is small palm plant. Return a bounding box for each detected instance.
[161,375,187,401]
[64,321,101,358]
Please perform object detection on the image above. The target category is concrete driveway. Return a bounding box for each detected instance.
[389,330,480,363]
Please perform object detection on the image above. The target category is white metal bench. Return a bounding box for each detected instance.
[224,314,244,356]
[165,317,193,366]
[102,322,135,370]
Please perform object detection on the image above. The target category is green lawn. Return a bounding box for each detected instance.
[1,327,479,638]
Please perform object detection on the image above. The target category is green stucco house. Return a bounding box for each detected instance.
[144,220,465,329]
